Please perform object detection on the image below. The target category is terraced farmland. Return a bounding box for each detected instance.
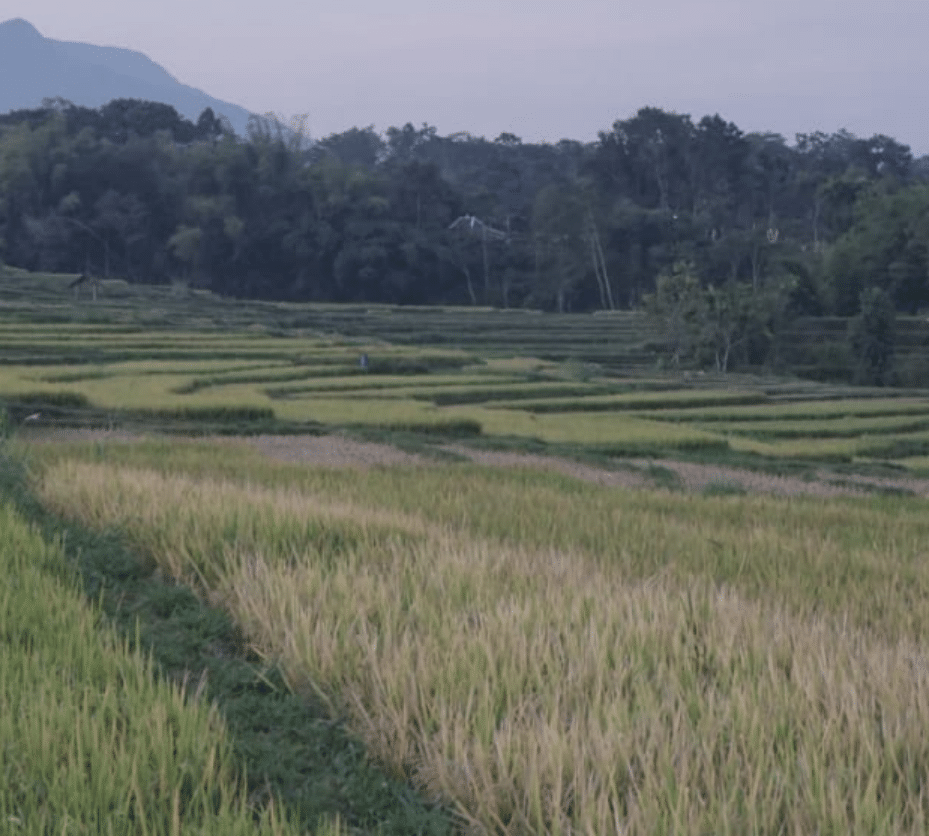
[4,269,929,470]
[6,269,929,834]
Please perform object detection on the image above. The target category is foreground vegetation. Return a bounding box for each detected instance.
[15,437,929,834]
[0,492,347,834]
[0,444,459,834]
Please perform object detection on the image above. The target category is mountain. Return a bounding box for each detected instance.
[0,18,257,136]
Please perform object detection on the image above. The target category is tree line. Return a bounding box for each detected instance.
[1,97,928,372]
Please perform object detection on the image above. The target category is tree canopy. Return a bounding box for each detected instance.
[2,98,927,352]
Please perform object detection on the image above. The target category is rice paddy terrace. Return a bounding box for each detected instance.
[3,269,929,474]
[6,269,929,834]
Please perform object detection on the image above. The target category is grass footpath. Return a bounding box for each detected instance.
[0,445,458,835]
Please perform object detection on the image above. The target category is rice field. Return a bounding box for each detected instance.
[7,270,929,832]
[21,450,929,834]
[4,280,929,465]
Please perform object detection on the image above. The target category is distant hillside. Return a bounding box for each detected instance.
[0,18,257,137]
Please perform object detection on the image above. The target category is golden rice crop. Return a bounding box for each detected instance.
[271,396,445,427]
[74,376,273,412]
[728,435,864,460]
[34,459,929,834]
[446,406,727,451]
[33,440,929,640]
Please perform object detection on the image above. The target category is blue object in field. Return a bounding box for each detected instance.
[359,353,369,370]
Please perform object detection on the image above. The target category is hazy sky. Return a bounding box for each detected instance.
[8,0,929,154]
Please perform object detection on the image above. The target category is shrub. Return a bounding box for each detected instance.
[848,287,896,386]
[893,352,929,388]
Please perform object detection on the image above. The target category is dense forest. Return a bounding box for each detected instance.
[1,97,928,373]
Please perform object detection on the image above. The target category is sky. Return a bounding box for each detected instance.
[7,0,929,154]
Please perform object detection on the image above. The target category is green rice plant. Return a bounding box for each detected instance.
[728,429,929,462]
[135,405,276,425]
[36,463,433,590]
[39,360,286,382]
[428,382,616,406]
[272,396,455,430]
[896,455,929,472]
[0,501,340,835]
[728,435,862,461]
[33,460,929,835]
[650,396,929,423]
[17,436,273,478]
[0,390,93,426]
[360,354,476,374]
[267,374,513,399]
[480,356,551,374]
[694,414,929,439]
[274,380,611,405]
[0,390,90,410]
[173,367,339,394]
[445,406,728,452]
[857,432,929,458]
[488,388,768,412]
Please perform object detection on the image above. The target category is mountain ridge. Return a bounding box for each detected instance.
[0,18,257,136]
